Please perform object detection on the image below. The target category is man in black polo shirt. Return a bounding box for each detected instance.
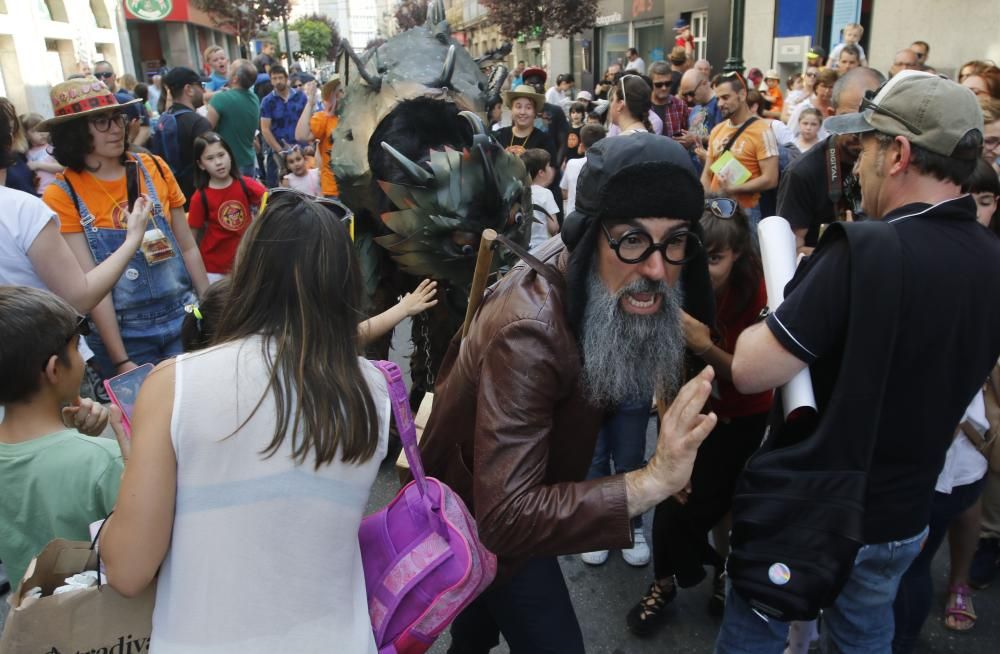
[162,67,212,209]
[716,71,1000,653]
[776,67,884,253]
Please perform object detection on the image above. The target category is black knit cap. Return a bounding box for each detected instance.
[563,132,715,333]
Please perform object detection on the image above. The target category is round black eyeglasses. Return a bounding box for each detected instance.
[601,224,702,265]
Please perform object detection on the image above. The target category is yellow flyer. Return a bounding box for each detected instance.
[710,151,752,187]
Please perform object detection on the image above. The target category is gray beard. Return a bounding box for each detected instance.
[579,268,687,406]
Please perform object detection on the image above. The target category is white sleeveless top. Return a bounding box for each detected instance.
[151,336,388,653]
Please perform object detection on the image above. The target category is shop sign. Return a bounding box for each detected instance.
[595,13,623,27]
[125,0,183,22]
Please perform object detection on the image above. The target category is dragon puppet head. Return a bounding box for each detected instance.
[329,1,531,288]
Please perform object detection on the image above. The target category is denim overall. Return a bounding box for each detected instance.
[55,154,194,376]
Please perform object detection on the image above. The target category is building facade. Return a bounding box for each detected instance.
[122,0,239,82]
[0,0,130,115]
[347,0,379,46]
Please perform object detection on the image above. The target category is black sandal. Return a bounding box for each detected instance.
[626,578,677,637]
[707,569,726,616]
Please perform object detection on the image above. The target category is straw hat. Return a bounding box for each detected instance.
[37,77,141,131]
[765,69,781,80]
[502,84,545,113]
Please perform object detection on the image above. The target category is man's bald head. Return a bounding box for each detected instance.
[679,69,711,106]
[831,66,885,113]
[890,49,919,77]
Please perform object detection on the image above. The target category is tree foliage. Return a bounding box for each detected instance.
[481,0,598,42]
[291,14,341,62]
[394,0,428,31]
[191,0,292,45]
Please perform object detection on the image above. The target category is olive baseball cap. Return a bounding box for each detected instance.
[824,70,984,159]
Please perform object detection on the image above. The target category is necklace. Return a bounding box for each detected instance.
[509,127,533,148]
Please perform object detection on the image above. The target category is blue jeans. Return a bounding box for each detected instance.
[714,526,929,654]
[587,396,650,530]
[239,163,256,179]
[892,478,985,653]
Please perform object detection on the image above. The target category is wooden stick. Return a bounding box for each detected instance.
[462,228,498,338]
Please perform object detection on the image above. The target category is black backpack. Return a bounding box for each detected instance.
[150,107,192,178]
[726,220,902,622]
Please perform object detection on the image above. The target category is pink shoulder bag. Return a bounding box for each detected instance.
[360,361,497,653]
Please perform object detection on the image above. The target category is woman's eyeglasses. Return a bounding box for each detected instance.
[88,112,126,132]
[601,223,702,265]
[706,197,739,219]
[268,187,354,225]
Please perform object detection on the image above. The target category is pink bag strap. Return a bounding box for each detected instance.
[373,360,428,496]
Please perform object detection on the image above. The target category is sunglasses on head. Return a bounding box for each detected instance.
[860,87,923,135]
[268,187,354,225]
[706,197,738,219]
[619,73,640,100]
[720,71,748,93]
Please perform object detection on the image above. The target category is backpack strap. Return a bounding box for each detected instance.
[372,361,429,499]
[722,116,758,154]
[493,232,564,287]
[237,175,250,204]
[148,154,166,182]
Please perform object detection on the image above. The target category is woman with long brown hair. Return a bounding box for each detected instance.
[100,191,390,652]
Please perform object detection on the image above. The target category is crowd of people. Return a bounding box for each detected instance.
[1,17,1000,654]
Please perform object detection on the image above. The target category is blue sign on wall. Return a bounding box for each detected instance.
[776,0,817,39]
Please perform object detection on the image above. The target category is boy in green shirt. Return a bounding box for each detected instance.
[0,287,123,590]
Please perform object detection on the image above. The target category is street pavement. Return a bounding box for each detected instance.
[2,321,998,652]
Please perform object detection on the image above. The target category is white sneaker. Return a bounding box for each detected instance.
[622,528,650,567]
[581,549,609,566]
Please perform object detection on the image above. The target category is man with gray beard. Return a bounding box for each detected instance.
[418,133,719,653]
[580,271,687,406]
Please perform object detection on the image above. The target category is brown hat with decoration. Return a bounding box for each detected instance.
[502,84,546,113]
[37,76,141,131]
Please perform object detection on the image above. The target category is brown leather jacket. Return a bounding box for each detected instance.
[419,239,633,573]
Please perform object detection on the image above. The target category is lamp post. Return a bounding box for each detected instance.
[723,0,746,74]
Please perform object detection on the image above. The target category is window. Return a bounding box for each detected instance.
[599,24,629,72]
[690,10,708,62]
[40,0,69,23]
[91,0,112,29]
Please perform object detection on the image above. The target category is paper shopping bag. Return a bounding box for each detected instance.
[0,539,155,654]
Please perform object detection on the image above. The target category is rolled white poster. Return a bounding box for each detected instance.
[757,216,817,419]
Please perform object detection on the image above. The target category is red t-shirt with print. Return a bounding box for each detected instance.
[188,176,266,274]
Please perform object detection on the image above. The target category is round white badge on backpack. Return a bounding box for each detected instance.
[768,562,791,585]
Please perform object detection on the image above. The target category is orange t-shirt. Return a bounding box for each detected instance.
[765,86,784,114]
[309,111,340,197]
[707,119,780,209]
[43,153,186,233]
